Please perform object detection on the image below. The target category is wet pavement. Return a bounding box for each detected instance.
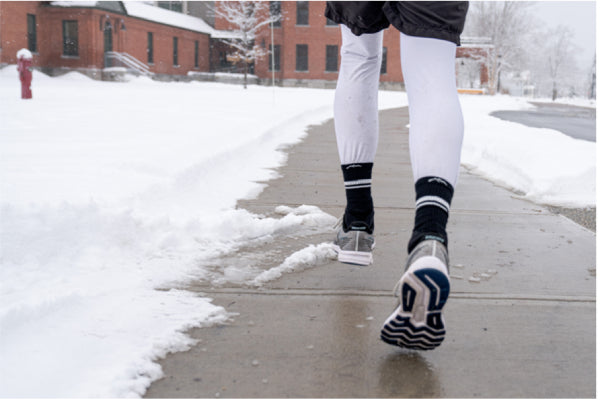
[491,101,596,142]
[145,108,596,398]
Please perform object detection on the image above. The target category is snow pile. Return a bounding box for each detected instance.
[251,242,338,285]
[460,95,596,207]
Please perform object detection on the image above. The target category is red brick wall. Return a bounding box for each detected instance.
[0,2,210,76]
[37,7,99,70]
[122,16,210,75]
[0,1,42,65]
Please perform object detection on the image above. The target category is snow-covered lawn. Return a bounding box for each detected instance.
[0,67,594,397]
[460,95,595,208]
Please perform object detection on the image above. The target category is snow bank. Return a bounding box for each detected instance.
[460,95,596,208]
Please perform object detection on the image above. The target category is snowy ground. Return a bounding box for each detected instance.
[0,67,595,397]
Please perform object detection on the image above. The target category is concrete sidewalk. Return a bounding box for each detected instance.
[145,108,596,398]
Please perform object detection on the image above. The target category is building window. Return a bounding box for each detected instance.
[147,32,154,64]
[173,37,179,66]
[27,14,37,52]
[62,20,79,57]
[325,45,338,72]
[381,47,388,74]
[296,44,308,71]
[219,51,229,68]
[270,1,281,27]
[194,40,199,68]
[269,44,281,71]
[158,1,183,13]
[296,1,308,26]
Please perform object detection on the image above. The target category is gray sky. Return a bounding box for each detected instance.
[532,1,596,69]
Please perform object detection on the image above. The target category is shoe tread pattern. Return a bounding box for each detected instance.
[380,267,450,350]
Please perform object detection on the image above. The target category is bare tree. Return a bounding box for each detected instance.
[463,1,535,94]
[213,1,281,89]
[545,25,578,100]
[588,55,596,99]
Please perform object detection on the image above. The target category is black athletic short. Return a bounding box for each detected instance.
[324,1,469,46]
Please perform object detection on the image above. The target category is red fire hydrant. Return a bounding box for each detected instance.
[17,48,33,99]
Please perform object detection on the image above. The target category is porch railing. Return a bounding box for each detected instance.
[104,51,154,77]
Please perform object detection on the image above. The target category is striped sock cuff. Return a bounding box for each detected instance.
[344,178,372,190]
[416,195,450,213]
[414,176,454,213]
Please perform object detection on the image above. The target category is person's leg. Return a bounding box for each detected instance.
[380,32,463,350]
[332,24,383,266]
[401,32,464,253]
[334,24,383,233]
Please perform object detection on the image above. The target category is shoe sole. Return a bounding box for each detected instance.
[380,256,450,350]
[334,247,373,266]
[332,240,374,266]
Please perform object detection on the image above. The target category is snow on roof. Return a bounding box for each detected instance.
[50,1,238,38]
[123,2,214,35]
[50,1,98,7]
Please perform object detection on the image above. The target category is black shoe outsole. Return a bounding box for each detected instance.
[380,267,450,350]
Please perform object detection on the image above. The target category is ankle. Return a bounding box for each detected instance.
[342,162,374,233]
[409,176,454,253]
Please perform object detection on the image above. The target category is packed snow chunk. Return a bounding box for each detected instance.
[271,204,338,231]
[251,243,337,285]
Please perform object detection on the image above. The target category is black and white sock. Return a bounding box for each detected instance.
[408,176,454,253]
[341,162,374,233]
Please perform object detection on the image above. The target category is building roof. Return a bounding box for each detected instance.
[123,2,214,35]
[49,1,237,38]
[461,36,494,48]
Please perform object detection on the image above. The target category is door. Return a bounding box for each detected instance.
[104,21,113,67]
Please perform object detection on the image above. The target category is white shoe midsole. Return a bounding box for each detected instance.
[333,246,373,266]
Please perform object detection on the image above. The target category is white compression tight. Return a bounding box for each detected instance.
[334,25,464,186]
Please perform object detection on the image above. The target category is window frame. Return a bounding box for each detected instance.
[325,44,338,72]
[268,44,281,71]
[147,32,154,64]
[381,46,388,75]
[270,1,282,27]
[296,44,308,72]
[296,1,309,26]
[27,14,37,53]
[62,20,79,57]
[173,36,179,67]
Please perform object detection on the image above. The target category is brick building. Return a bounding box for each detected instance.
[213,1,405,89]
[0,1,216,79]
[215,1,490,90]
[0,1,490,89]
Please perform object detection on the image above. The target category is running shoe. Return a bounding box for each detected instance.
[380,239,450,350]
[332,219,375,266]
